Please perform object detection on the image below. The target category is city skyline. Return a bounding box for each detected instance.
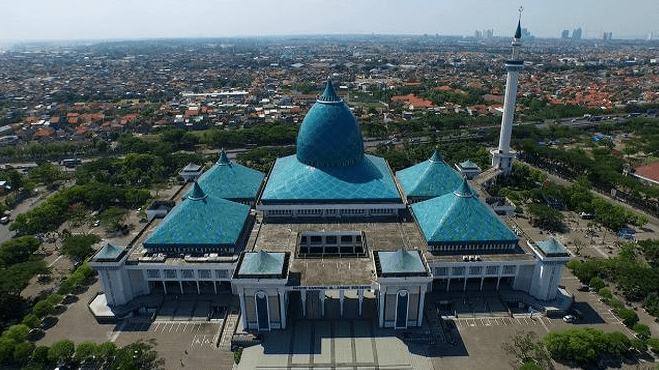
[2,0,657,42]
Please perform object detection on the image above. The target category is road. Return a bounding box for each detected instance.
[0,181,75,244]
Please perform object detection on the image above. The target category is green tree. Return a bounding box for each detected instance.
[0,337,15,365]
[12,341,35,365]
[0,236,41,266]
[618,308,639,328]
[589,276,605,291]
[74,341,97,363]
[99,207,128,233]
[21,313,41,328]
[61,234,101,261]
[109,339,163,370]
[47,339,74,364]
[95,342,116,361]
[31,345,50,365]
[3,324,30,342]
[32,300,54,318]
[526,203,565,231]
[501,331,554,370]
[28,162,65,187]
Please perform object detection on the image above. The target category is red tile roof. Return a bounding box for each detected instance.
[635,162,659,183]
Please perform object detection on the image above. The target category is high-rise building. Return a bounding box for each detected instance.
[561,29,570,39]
[491,20,523,175]
[572,27,582,40]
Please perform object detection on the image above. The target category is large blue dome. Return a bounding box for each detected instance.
[296,81,364,167]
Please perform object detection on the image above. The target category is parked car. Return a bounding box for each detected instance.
[0,216,9,224]
[563,314,576,323]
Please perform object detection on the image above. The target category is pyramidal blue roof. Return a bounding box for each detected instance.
[536,238,569,257]
[411,179,518,244]
[378,249,426,274]
[238,251,286,276]
[396,148,463,199]
[144,183,251,249]
[296,80,364,167]
[261,154,401,203]
[95,242,125,261]
[188,149,264,201]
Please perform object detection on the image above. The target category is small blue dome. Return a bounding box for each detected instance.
[296,80,364,167]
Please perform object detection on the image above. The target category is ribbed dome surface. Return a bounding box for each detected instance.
[296,80,364,167]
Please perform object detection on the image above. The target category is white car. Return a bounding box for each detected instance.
[563,314,575,323]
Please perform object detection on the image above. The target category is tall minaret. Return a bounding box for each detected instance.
[491,10,524,175]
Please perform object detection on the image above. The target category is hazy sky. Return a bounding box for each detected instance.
[2,0,656,41]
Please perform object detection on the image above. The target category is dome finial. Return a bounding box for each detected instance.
[515,7,523,39]
[318,79,341,103]
[429,147,443,162]
[217,148,231,165]
[454,178,474,198]
[187,181,208,201]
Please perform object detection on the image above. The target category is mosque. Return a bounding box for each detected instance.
[89,21,570,331]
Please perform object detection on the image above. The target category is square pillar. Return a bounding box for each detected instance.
[339,290,345,317]
[213,281,217,294]
[196,281,200,294]
[463,278,467,292]
[378,289,385,327]
[320,290,326,317]
[239,290,247,328]
[301,290,307,317]
[358,289,364,316]
[179,281,184,295]
[417,285,427,326]
[480,277,484,291]
[162,280,167,295]
[279,290,287,330]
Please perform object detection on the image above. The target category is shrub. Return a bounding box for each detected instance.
[589,277,606,291]
[618,308,639,328]
[519,362,543,370]
[21,314,40,329]
[647,338,659,354]
[598,287,613,299]
[633,323,651,338]
[234,347,243,364]
[608,298,625,311]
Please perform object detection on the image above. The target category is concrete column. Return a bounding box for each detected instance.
[480,277,484,291]
[417,285,427,326]
[446,278,451,292]
[162,280,167,295]
[279,290,287,330]
[339,290,345,317]
[378,289,385,327]
[213,281,217,294]
[320,290,326,317]
[463,278,467,292]
[196,280,200,294]
[358,289,364,316]
[301,290,307,317]
[239,289,247,329]
[179,280,184,295]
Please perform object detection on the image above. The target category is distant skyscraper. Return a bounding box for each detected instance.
[572,28,582,40]
[602,32,613,40]
[492,19,523,175]
[561,30,570,39]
